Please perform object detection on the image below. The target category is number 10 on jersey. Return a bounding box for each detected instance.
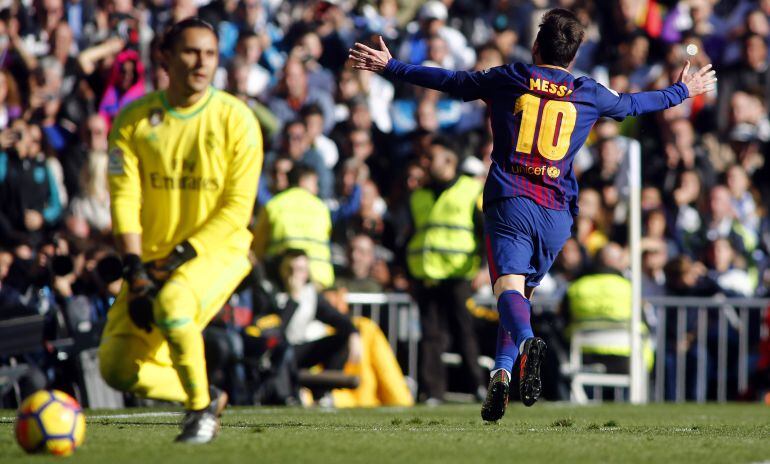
[514,94,577,161]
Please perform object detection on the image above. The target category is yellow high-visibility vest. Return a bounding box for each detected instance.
[264,187,334,288]
[566,273,653,369]
[407,176,482,280]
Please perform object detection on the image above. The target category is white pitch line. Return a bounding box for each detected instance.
[0,411,184,421]
[1,409,305,422]
[88,411,183,420]
[91,409,303,418]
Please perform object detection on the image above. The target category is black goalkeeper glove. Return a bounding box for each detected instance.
[147,241,197,282]
[123,254,158,333]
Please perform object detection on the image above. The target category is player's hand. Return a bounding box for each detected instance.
[678,61,717,98]
[348,36,392,74]
[128,288,156,333]
[123,254,157,333]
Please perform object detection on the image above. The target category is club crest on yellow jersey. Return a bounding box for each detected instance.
[149,108,164,126]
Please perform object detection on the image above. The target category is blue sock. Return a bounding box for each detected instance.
[493,324,517,374]
[496,290,534,362]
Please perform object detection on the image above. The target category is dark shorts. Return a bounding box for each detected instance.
[484,196,572,287]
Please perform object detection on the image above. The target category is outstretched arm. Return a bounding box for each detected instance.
[349,36,496,101]
[598,61,717,119]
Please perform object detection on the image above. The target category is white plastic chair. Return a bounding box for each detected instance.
[566,329,632,404]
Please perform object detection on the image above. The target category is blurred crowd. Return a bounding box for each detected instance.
[1,0,770,404]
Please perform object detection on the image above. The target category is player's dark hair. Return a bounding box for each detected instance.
[534,9,584,68]
[287,162,317,187]
[160,17,218,52]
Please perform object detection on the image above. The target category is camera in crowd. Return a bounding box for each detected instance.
[110,13,140,51]
[95,254,123,284]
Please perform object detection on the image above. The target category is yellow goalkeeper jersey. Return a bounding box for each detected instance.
[108,87,263,261]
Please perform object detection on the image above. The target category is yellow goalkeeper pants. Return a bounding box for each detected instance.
[99,248,251,410]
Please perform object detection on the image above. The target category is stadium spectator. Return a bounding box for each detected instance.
[274,249,360,399]
[406,137,485,404]
[331,95,393,189]
[335,234,384,293]
[272,119,333,199]
[301,103,338,169]
[60,113,108,201]
[268,58,335,135]
[643,208,679,259]
[291,31,336,95]
[653,118,717,194]
[575,188,609,257]
[725,163,760,235]
[581,135,627,205]
[642,239,668,297]
[199,0,241,59]
[0,70,22,130]
[616,32,660,92]
[381,160,425,292]
[257,154,293,206]
[328,157,364,228]
[352,66,395,134]
[0,119,63,247]
[335,67,365,112]
[224,58,280,143]
[48,22,78,95]
[253,163,335,289]
[397,1,475,70]
[489,18,533,66]
[669,170,706,256]
[717,33,770,134]
[231,31,271,98]
[261,252,410,409]
[562,242,652,379]
[67,145,112,237]
[97,49,145,124]
[354,179,387,242]
[343,128,374,167]
[705,237,755,296]
[701,184,758,259]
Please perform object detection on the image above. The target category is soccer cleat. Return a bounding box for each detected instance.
[481,369,510,422]
[175,386,228,444]
[519,337,547,407]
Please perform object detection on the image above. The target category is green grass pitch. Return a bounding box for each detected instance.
[1,403,769,463]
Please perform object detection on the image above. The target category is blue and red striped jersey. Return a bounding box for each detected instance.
[383,59,689,214]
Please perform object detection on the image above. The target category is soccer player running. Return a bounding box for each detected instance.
[349,8,716,420]
[99,18,262,442]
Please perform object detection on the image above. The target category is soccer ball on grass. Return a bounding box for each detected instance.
[15,389,86,456]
